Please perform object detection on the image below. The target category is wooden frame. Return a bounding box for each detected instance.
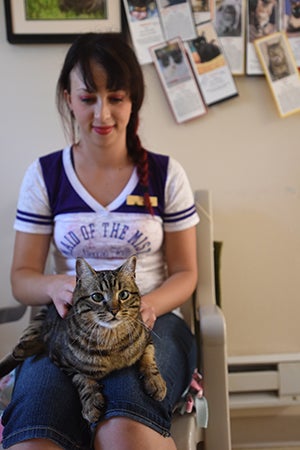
[4,0,122,44]
[254,32,300,117]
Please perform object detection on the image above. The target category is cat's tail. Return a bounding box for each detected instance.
[0,353,20,378]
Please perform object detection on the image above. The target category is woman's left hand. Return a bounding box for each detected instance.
[140,300,156,329]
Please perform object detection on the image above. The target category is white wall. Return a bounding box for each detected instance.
[0,2,299,358]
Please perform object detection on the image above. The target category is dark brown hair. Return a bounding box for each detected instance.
[56,33,153,213]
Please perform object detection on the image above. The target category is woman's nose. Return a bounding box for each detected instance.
[94,100,110,121]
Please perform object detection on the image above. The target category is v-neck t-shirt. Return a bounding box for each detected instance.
[14,146,199,296]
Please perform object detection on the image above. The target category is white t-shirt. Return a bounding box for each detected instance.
[14,146,199,296]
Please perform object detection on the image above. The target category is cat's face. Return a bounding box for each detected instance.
[267,42,285,65]
[72,256,140,328]
[193,34,208,53]
[291,0,300,18]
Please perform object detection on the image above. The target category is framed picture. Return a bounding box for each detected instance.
[191,0,215,26]
[150,38,207,123]
[254,32,300,117]
[156,0,197,42]
[213,0,245,74]
[4,0,122,44]
[246,0,280,75]
[282,0,300,67]
[122,0,165,65]
[185,21,239,105]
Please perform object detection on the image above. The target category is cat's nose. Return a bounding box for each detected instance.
[108,305,119,316]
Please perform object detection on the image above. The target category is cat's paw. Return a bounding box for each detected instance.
[82,391,105,423]
[144,374,167,401]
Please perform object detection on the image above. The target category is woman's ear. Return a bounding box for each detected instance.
[64,89,72,111]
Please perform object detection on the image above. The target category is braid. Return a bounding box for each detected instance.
[127,116,154,215]
[136,140,154,216]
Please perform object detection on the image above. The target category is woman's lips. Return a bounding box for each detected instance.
[93,125,114,135]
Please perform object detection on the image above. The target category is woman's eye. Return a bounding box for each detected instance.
[91,292,104,302]
[119,290,129,301]
[109,96,123,104]
[79,96,95,104]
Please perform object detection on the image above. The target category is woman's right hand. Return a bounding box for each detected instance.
[11,232,76,318]
[46,274,76,318]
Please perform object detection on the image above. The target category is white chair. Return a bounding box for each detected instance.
[0,190,231,450]
[171,190,231,450]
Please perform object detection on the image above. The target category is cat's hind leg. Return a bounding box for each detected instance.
[12,307,47,359]
[0,308,47,377]
[0,353,21,378]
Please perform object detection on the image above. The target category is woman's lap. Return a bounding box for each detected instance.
[1,313,197,450]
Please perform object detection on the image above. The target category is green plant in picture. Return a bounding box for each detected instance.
[25,0,106,20]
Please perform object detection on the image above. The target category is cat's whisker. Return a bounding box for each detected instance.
[132,317,161,340]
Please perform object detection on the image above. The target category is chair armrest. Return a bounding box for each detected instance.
[171,413,204,450]
[197,304,232,450]
[0,305,27,325]
[199,304,227,346]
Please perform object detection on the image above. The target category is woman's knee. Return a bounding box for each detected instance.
[6,439,63,449]
[94,417,177,450]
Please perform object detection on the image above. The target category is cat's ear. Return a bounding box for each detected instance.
[76,257,97,282]
[119,255,137,276]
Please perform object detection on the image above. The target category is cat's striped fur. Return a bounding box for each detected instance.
[0,256,167,423]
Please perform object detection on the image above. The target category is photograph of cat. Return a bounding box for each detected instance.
[266,40,291,81]
[248,0,279,42]
[286,0,300,32]
[155,43,190,87]
[58,0,105,14]
[127,0,158,21]
[215,0,242,36]
[0,256,167,424]
[192,32,221,62]
[191,0,210,12]
[25,0,106,18]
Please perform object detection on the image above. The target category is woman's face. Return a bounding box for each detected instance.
[65,61,132,150]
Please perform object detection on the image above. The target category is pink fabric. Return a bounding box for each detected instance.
[0,420,3,443]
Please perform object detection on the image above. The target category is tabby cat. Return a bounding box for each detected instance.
[267,40,290,81]
[0,256,167,423]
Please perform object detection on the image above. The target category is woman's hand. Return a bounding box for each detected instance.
[140,299,157,330]
[11,232,77,319]
[47,275,76,318]
[139,227,198,318]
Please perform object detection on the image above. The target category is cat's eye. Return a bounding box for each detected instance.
[91,292,104,302]
[118,290,129,301]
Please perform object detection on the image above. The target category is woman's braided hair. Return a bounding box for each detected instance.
[56,32,153,214]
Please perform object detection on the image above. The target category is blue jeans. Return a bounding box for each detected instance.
[2,313,197,449]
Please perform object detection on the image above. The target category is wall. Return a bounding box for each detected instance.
[0,1,299,358]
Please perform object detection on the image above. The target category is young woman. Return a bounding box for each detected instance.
[1,33,199,450]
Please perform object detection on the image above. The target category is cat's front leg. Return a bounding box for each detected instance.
[139,342,167,401]
[72,374,105,423]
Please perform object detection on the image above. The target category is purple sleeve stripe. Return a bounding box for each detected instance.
[163,204,196,219]
[16,210,53,225]
[16,209,53,220]
[15,216,53,226]
[163,208,197,223]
